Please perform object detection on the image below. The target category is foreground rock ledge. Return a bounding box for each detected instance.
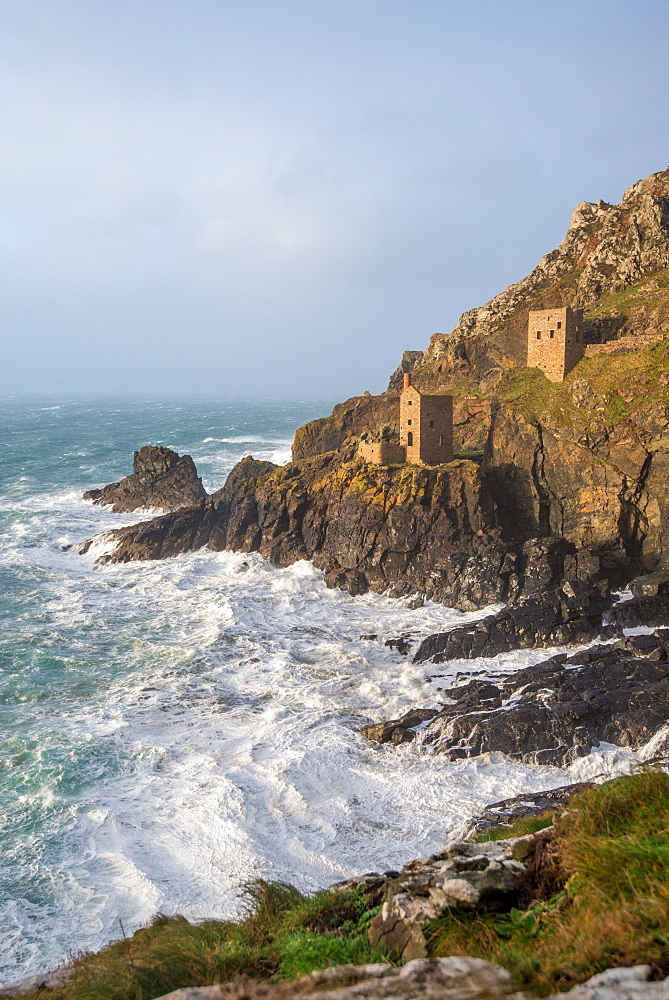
[144,961,669,1000]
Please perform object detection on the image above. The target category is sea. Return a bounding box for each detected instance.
[0,396,639,983]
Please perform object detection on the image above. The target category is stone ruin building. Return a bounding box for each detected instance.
[527,306,585,381]
[358,374,453,466]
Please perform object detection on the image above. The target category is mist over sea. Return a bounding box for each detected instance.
[0,397,635,983]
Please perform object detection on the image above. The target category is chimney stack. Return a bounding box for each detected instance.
[403,372,412,390]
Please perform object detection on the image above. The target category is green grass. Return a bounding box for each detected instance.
[472,812,555,842]
[38,882,385,1000]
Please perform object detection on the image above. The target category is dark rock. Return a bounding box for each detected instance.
[78,450,602,612]
[413,582,610,664]
[83,445,207,513]
[386,350,424,391]
[407,596,425,609]
[467,782,595,838]
[362,710,437,745]
[606,594,669,628]
[384,636,412,655]
[365,631,669,765]
[209,456,278,503]
[630,572,669,599]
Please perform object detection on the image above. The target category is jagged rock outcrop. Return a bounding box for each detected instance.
[209,455,279,502]
[292,395,398,461]
[79,454,599,611]
[83,446,207,513]
[363,631,669,764]
[366,831,544,962]
[465,783,594,839]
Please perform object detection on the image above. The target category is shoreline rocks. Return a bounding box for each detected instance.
[364,630,669,765]
[413,582,611,664]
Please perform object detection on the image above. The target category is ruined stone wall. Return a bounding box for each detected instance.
[584,333,663,357]
[357,441,406,465]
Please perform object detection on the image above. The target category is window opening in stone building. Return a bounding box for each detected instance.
[407,419,412,425]
[429,420,434,428]
[536,331,541,339]
[407,432,413,447]
[549,330,554,338]
[439,435,443,447]
[557,321,562,329]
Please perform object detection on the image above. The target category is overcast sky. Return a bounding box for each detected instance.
[1,0,668,398]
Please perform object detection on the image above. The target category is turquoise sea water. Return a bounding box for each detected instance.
[0,397,627,983]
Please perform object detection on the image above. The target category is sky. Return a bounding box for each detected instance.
[1,0,668,399]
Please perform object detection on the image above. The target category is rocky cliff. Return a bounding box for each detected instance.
[415,167,669,388]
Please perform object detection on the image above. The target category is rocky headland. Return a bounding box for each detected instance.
[73,166,669,767]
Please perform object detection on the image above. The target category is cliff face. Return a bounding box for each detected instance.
[85,444,602,610]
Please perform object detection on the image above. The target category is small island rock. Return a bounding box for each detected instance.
[83,445,207,514]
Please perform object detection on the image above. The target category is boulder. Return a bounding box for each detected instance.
[367,835,535,961]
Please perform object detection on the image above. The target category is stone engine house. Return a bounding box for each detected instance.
[400,374,453,464]
[527,306,585,381]
[358,374,453,466]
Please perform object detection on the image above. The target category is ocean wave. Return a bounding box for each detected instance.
[201,436,292,445]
